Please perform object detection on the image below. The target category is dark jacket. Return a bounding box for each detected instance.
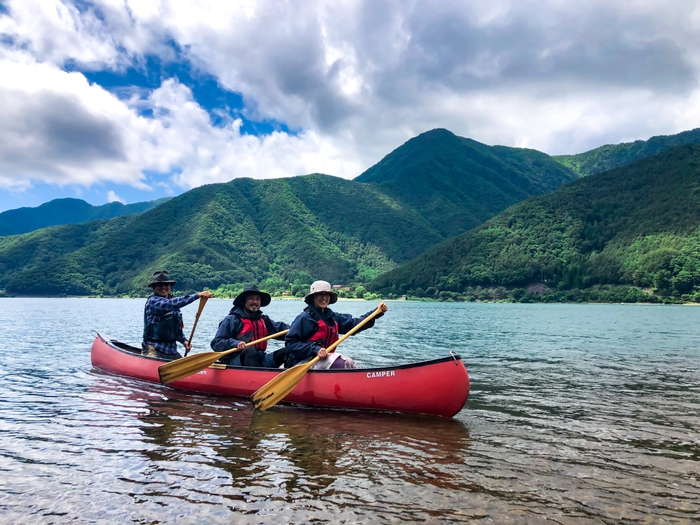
[284,304,381,368]
[143,293,199,354]
[210,306,289,364]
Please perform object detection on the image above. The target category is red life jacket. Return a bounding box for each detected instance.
[308,317,339,348]
[239,316,269,351]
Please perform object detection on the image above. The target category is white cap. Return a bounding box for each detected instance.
[304,280,338,304]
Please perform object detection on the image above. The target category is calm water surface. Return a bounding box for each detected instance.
[0,298,698,524]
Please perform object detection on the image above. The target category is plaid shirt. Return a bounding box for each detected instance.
[143,293,199,354]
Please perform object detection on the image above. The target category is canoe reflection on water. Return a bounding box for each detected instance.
[87,372,473,497]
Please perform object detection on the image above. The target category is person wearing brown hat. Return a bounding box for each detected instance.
[142,271,212,360]
[284,280,388,369]
[210,284,290,367]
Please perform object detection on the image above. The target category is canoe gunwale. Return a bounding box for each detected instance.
[91,332,470,417]
[97,332,465,374]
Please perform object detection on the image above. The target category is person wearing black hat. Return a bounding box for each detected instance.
[210,284,290,367]
[142,271,213,360]
[284,280,388,369]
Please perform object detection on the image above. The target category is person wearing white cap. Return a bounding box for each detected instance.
[284,280,388,369]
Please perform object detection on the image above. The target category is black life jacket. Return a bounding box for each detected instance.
[143,299,184,343]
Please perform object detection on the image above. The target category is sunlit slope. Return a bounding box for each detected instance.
[0,175,441,295]
[554,127,700,178]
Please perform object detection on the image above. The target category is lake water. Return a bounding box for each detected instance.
[0,298,698,524]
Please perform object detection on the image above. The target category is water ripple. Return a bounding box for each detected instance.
[0,299,699,523]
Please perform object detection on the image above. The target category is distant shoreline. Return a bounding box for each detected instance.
[0,295,696,306]
[0,295,386,303]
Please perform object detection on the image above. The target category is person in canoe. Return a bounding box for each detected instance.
[210,284,290,367]
[284,280,388,369]
[142,271,213,360]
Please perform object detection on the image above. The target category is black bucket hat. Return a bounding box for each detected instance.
[147,270,177,288]
[234,284,271,308]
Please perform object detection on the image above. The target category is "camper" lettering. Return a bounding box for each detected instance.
[366,370,396,379]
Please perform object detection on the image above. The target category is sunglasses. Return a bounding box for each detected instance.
[154,283,171,288]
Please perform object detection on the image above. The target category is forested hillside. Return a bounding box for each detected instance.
[0,197,170,236]
[0,130,583,297]
[553,127,700,178]
[4,127,700,299]
[370,144,700,303]
[0,175,442,296]
[355,128,577,238]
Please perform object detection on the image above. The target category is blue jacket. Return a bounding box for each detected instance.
[284,304,380,367]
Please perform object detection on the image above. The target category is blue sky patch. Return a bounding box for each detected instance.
[68,44,292,136]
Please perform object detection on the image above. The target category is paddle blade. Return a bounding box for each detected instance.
[251,360,315,411]
[159,330,289,385]
[250,308,384,411]
[158,351,222,385]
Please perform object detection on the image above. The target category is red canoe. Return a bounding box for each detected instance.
[91,333,470,417]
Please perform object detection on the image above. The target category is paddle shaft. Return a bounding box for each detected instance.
[158,329,289,385]
[218,329,289,359]
[298,306,377,367]
[251,304,384,410]
[184,296,208,356]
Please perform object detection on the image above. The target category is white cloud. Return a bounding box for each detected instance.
[0,59,145,188]
[0,58,363,192]
[0,0,699,197]
[107,189,125,203]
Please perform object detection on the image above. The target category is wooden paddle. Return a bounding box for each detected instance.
[184,296,208,356]
[158,330,289,385]
[251,304,384,411]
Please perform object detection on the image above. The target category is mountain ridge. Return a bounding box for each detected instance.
[369,143,700,301]
[553,127,700,177]
[0,197,171,236]
[355,128,577,237]
[3,126,700,298]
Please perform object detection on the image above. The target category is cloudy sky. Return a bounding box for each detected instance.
[0,0,699,212]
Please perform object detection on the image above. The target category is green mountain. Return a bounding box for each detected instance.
[0,130,584,297]
[0,175,444,295]
[355,128,577,238]
[369,144,700,301]
[553,127,700,178]
[0,197,170,236]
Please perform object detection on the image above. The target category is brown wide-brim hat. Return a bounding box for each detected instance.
[304,280,338,305]
[147,270,177,288]
[234,284,272,308]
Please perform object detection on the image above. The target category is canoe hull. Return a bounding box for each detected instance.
[90,334,470,417]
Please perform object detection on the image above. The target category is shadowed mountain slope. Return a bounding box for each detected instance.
[0,197,170,236]
[355,128,578,238]
[369,144,700,298]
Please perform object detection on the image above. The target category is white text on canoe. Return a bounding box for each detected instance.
[366,371,396,378]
